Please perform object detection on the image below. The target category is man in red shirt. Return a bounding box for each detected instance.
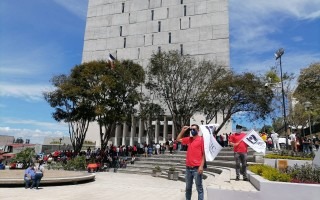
[228,124,248,181]
[177,124,205,200]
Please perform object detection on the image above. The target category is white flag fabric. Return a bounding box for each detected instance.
[243,130,266,154]
[200,124,222,161]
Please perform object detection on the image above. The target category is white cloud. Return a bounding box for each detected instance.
[53,0,88,20]
[0,127,67,144]
[233,51,320,75]
[292,36,303,42]
[0,118,67,131]
[0,82,53,101]
[230,0,320,52]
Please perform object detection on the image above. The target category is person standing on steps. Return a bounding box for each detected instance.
[229,124,249,181]
[177,124,205,200]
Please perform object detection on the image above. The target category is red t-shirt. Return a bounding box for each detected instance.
[228,133,248,153]
[181,136,204,167]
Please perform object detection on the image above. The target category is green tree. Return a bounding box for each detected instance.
[146,50,227,134]
[200,72,274,133]
[293,62,320,122]
[44,73,95,155]
[11,148,35,167]
[75,60,145,149]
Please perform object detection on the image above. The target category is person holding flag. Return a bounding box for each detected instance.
[228,124,249,181]
[177,124,205,200]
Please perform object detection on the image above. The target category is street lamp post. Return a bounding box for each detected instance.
[304,101,312,136]
[59,138,63,150]
[275,48,288,149]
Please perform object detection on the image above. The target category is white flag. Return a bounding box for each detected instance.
[200,124,222,161]
[243,130,266,154]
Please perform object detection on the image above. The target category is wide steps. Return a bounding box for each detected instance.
[116,147,258,183]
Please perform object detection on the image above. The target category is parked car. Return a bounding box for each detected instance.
[279,137,291,148]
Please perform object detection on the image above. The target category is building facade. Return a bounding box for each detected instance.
[82,0,231,147]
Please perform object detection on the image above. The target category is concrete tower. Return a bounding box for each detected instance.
[82,0,231,147]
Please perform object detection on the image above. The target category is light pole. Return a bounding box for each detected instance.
[59,138,62,150]
[275,48,288,149]
[304,101,312,136]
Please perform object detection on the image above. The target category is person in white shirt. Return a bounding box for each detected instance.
[271,131,281,150]
[289,132,297,152]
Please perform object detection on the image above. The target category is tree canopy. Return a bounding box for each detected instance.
[200,72,274,133]
[146,50,227,133]
[293,62,320,121]
[44,60,145,151]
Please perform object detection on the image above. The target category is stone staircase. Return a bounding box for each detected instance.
[117,147,257,183]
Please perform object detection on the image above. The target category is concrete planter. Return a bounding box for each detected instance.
[207,171,320,200]
[152,170,161,177]
[264,158,312,168]
[248,171,320,200]
[168,171,179,180]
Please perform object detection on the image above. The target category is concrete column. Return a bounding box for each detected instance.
[130,115,136,146]
[122,122,128,145]
[155,119,160,143]
[115,124,122,146]
[138,118,144,144]
[163,116,168,142]
[172,122,176,141]
[146,116,150,145]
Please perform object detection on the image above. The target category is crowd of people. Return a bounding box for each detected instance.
[258,130,320,153]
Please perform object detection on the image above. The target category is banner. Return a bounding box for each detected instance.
[243,130,266,154]
[200,124,222,161]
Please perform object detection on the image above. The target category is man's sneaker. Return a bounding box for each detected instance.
[235,177,240,181]
[243,177,249,181]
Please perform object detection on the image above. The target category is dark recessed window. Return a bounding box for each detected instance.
[151,10,154,20]
[122,3,125,13]
[138,48,140,58]
[158,21,161,32]
[167,8,169,18]
[160,0,163,7]
[144,35,146,45]
[181,0,183,4]
[169,32,171,43]
[120,26,122,36]
[184,5,187,16]
[179,18,181,30]
[152,34,154,45]
[189,17,191,28]
[158,46,161,54]
[124,38,126,48]
[180,44,183,55]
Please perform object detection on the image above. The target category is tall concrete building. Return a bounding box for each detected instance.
[82,0,231,147]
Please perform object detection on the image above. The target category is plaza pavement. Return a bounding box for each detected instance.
[0,168,256,200]
[1,172,198,200]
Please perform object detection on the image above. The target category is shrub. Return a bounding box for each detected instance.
[250,164,320,184]
[264,154,313,160]
[287,163,320,184]
[62,156,86,171]
[153,165,161,172]
[249,164,291,182]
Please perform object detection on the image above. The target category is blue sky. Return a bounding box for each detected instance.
[0,0,319,144]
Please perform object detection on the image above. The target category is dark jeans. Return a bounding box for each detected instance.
[234,152,247,179]
[185,167,203,200]
[24,177,33,188]
[32,173,43,188]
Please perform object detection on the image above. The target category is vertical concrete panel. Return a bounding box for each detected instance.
[162,0,180,6]
[194,1,207,15]
[130,0,149,11]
